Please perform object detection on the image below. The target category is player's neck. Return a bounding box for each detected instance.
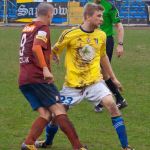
[34,17,48,25]
[81,22,95,33]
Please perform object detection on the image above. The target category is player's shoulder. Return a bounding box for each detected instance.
[22,21,47,33]
[61,26,80,37]
[95,28,106,37]
[94,28,106,41]
[22,23,35,33]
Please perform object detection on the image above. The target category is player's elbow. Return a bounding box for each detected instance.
[116,22,124,31]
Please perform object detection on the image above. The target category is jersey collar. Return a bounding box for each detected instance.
[80,26,94,33]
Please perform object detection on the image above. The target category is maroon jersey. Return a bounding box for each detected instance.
[18,21,51,86]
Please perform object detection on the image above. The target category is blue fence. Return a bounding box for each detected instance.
[0,0,17,20]
[0,0,149,24]
[0,0,5,19]
[115,0,147,19]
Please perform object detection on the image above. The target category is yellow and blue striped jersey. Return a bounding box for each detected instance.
[52,26,106,87]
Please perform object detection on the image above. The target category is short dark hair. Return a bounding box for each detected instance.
[83,3,104,19]
[37,2,54,16]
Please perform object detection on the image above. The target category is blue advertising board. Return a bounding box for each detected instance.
[17,2,68,23]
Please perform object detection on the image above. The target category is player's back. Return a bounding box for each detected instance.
[19,21,46,64]
[18,21,51,86]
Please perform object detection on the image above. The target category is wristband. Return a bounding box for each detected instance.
[118,42,123,46]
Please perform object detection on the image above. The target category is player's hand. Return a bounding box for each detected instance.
[43,67,54,83]
[52,51,60,64]
[111,78,123,92]
[116,45,124,58]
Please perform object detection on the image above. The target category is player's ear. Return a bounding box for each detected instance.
[47,10,53,19]
[87,15,92,22]
[47,13,50,18]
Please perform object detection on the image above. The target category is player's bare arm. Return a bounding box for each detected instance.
[115,22,124,58]
[51,49,60,64]
[100,55,123,91]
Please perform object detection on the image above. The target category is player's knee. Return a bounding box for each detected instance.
[37,107,52,121]
[64,104,69,111]
[49,103,67,116]
[102,96,120,116]
[41,112,51,121]
[109,102,120,116]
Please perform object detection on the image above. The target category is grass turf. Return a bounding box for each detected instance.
[0,27,150,150]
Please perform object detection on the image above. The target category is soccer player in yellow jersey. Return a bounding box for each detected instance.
[35,3,134,150]
[53,26,106,88]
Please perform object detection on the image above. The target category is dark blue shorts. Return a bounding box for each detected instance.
[19,83,60,110]
[106,36,114,62]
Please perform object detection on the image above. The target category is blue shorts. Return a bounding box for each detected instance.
[19,83,60,110]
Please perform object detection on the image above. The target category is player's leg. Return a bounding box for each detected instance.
[19,84,52,150]
[105,36,127,109]
[86,81,134,149]
[36,122,58,147]
[94,36,127,112]
[23,108,51,142]
[41,84,86,150]
[106,36,114,62]
[48,85,87,150]
[103,71,127,109]
[101,95,134,150]
[35,106,69,148]
[48,103,83,150]
[95,70,127,112]
[35,86,86,149]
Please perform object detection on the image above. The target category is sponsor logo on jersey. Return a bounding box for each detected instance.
[22,25,35,32]
[79,45,95,62]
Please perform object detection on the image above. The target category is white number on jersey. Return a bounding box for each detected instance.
[20,33,26,57]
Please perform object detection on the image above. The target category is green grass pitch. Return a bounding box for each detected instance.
[0,27,150,150]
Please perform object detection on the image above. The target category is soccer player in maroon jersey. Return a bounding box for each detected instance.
[18,2,87,150]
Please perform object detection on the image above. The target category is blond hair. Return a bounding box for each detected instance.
[83,3,104,19]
